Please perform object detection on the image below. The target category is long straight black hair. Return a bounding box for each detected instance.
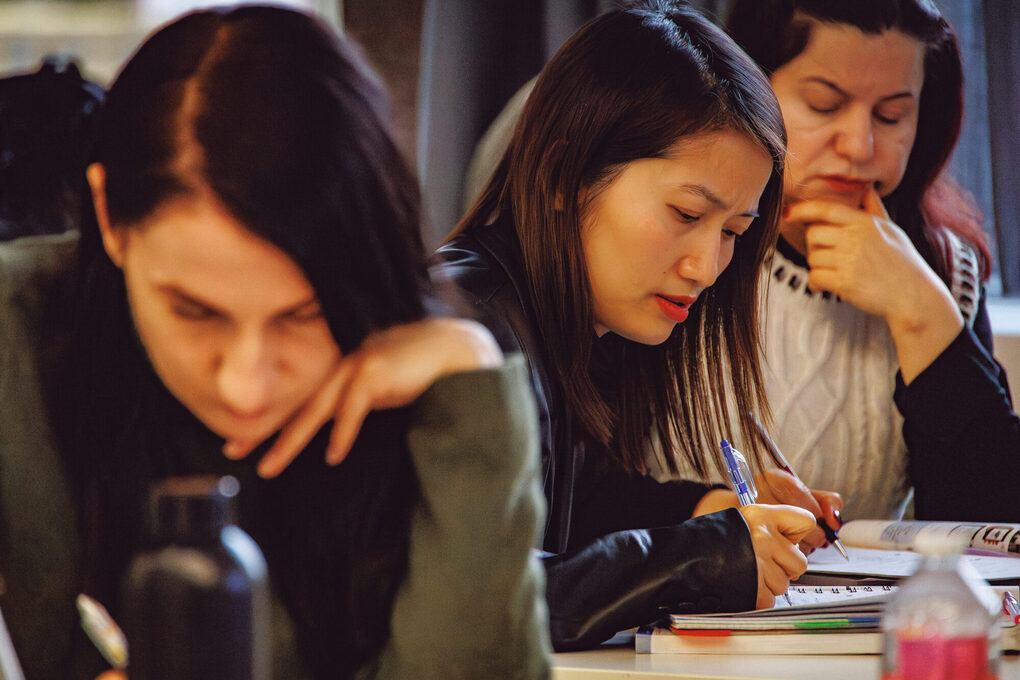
[48,6,429,677]
[449,0,787,477]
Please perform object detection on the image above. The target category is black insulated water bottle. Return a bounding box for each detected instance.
[121,475,270,680]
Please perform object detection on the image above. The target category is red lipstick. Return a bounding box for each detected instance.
[656,295,695,323]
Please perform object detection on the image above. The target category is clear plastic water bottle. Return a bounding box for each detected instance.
[121,475,271,680]
[881,535,1000,680]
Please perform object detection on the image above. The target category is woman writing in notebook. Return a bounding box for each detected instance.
[0,6,549,679]
[432,1,838,651]
[724,0,1019,522]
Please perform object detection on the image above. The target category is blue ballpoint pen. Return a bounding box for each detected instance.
[720,439,757,506]
[720,440,793,606]
[751,418,850,562]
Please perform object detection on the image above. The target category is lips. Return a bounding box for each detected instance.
[656,294,695,323]
[819,176,871,193]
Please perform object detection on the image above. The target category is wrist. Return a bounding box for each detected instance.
[693,488,738,517]
[886,281,963,384]
[438,318,503,373]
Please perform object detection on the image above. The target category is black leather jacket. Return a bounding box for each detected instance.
[432,218,758,651]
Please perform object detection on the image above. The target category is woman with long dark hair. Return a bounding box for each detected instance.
[0,6,549,678]
[725,0,1019,521]
[434,0,829,651]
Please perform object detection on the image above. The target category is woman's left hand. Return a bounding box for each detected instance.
[789,187,963,382]
[223,317,503,478]
[753,468,842,554]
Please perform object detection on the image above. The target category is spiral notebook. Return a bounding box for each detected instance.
[668,584,892,629]
[638,582,1019,655]
[636,585,893,655]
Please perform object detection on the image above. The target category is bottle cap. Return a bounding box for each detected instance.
[146,475,240,543]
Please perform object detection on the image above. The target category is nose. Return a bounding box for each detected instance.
[216,329,274,417]
[676,228,724,289]
[834,107,875,163]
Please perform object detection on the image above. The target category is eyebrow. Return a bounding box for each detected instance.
[157,284,320,318]
[804,77,916,103]
[676,184,760,218]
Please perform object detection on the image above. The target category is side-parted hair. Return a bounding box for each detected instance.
[52,6,428,677]
[95,5,428,347]
[449,0,787,477]
[726,0,992,282]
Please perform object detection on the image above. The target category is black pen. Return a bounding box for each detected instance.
[751,418,850,561]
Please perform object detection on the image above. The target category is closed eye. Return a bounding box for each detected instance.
[671,206,701,223]
[808,103,840,114]
[874,107,910,125]
[173,301,220,321]
[284,303,325,324]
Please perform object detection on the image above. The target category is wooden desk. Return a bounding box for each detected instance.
[552,644,1020,680]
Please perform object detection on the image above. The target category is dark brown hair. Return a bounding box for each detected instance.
[53,6,427,677]
[450,0,786,477]
[726,0,992,282]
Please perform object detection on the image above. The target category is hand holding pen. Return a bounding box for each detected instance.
[750,419,849,561]
[720,440,816,609]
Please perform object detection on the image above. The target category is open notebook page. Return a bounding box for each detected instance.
[806,544,1020,583]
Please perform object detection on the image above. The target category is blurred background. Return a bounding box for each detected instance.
[1,0,1016,337]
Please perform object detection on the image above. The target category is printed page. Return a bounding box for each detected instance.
[806,544,1020,582]
[839,520,1020,556]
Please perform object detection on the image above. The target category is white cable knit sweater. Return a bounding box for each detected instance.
[656,234,982,521]
[762,250,909,520]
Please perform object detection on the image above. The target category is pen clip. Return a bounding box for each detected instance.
[733,448,757,503]
[720,440,757,505]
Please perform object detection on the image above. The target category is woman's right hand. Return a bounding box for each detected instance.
[224,317,504,478]
[693,473,843,555]
[738,504,816,609]
[790,187,964,383]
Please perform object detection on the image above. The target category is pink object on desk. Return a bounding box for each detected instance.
[893,636,994,680]
[1004,591,1020,625]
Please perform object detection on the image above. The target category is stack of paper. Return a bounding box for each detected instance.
[668,584,893,631]
[636,545,1020,655]
[636,586,890,655]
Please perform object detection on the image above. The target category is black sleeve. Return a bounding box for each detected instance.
[970,289,1012,399]
[971,286,997,352]
[541,507,756,651]
[895,318,1020,521]
[566,457,722,550]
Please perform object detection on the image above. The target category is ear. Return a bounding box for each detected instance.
[86,163,127,268]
